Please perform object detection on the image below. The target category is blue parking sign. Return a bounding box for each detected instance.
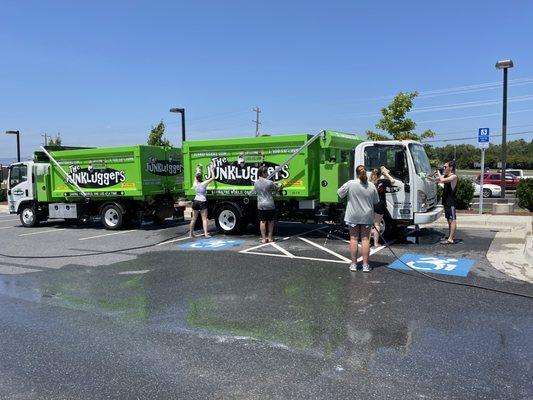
[388,254,475,277]
[478,128,489,143]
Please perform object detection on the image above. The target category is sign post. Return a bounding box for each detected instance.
[478,128,490,214]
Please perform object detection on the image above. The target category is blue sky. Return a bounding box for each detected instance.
[1,0,532,160]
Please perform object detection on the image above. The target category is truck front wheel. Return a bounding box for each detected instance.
[20,205,40,227]
[214,203,244,235]
[101,204,124,230]
[380,213,396,241]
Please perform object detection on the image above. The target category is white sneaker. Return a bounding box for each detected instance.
[362,264,371,273]
[349,263,357,272]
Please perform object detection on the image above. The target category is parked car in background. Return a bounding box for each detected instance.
[475,172,519,190]
[500,169,531,180]
[472,181,501,198]
[439,179,501,198]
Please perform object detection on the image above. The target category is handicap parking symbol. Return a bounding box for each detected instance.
[179,238,244,251]
[387,254,475,277]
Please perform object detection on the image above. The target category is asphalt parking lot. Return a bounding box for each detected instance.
[0,213,532,399]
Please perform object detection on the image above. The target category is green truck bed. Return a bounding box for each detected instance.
[182,131,363,204]
[36,145,183,202]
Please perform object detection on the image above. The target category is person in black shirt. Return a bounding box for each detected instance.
[436,160,458,244]
[370,166,396,246]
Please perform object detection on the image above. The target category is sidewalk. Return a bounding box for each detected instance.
[0,202,8,214]
[428,214,533,283]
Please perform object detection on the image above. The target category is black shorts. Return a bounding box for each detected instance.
[444,205,456,221]
[192,200,208,211]
[258,209,277,222]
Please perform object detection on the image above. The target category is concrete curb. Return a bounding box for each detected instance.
[0,204,8,214]
[428,215,533,232]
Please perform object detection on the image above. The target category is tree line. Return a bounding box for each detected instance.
[424,140,533,169]
[365,91,532,169]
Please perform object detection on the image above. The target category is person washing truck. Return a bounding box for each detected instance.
[436,160,458,244]
[338,165,379,272]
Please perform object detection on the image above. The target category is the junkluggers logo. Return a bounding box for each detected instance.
[145,156,183,176]
[206,156,289,186]
[67,164,126,188]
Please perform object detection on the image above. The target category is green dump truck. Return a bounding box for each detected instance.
[183,130,442,235]
[7,145,183,229]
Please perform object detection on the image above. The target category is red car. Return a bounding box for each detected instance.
[475,172,519,190]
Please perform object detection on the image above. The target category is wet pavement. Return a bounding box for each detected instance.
[0,216,532,399]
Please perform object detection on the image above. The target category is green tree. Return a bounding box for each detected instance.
[47,133,62,146]
[366,91,436,141]
[147,121,171,147]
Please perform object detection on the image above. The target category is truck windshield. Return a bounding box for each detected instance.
[408,143,432,177]
[364,144,408,182]
[8,164,27,188]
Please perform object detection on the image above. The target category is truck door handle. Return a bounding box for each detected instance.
[25,189,28,196]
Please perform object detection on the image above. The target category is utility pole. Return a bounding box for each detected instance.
[253,107,261,137]
[41,133,48,146]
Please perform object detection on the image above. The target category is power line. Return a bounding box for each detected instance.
[435,123,533,137]
[424,130,533,144]
[417,108,533,124]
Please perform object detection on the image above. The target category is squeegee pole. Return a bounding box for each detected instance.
[40,146,87,198]
[265,129,326,180]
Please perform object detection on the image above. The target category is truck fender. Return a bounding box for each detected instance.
[16,200,35,214]
[99,201,126,216]
[213,201,244,217]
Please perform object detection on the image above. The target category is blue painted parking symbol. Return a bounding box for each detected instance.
[179,238,244,251]
[388,254,475,277]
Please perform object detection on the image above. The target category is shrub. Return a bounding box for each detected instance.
[516,178,533,211]
[455,177,475,209]
[435,178,473,209]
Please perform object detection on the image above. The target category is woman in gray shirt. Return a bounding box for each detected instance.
[338,165,379,273]
[254,166,280,243]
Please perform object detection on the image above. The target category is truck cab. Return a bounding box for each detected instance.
[355,140,442,234]
[7,161,42,226]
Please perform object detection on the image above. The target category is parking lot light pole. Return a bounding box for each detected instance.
[169,108,186,144]
[495,59,513,199]
[5,130,21,162]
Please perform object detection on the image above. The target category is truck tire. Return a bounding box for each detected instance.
[101,204,124,230]
[19,204,40,227]
[380,212,396,241]
[214,203,244,235]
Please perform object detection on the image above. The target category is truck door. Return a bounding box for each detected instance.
[7,162,34,214]
[357,143,413,220]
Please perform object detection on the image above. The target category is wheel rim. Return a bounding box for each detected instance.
[483,189,490,198]
[22,208,34,225]
[104,208,120,227]
[218,209,237,231]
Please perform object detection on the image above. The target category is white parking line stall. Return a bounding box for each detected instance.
[239,226,388,265]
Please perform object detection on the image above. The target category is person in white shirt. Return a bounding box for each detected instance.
[338,165,379,272]
[189,166,215,238]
